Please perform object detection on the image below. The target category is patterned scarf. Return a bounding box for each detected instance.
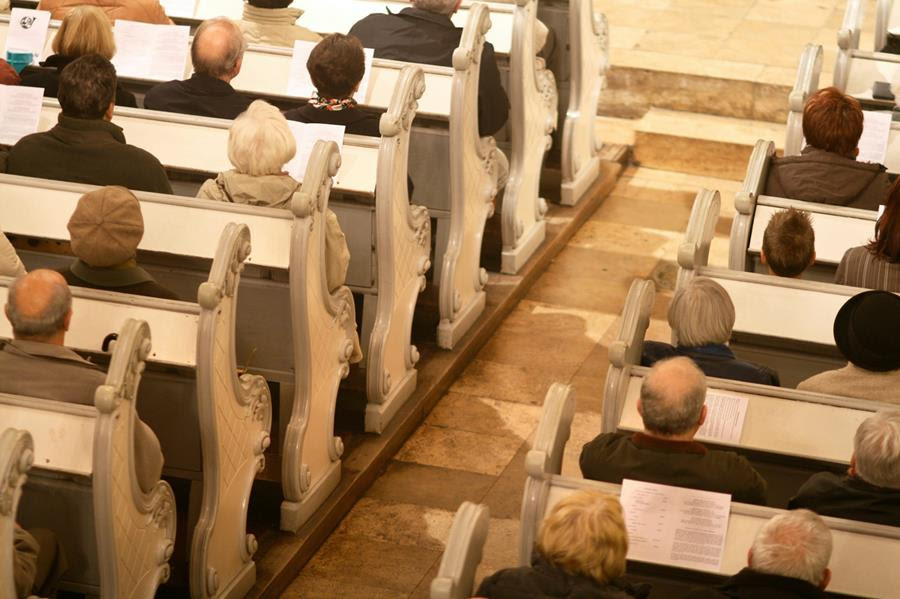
[308,94,357,111]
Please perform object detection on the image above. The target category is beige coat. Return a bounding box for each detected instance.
[0,228,25,277]
[14,526,38,598]
[36,0,173,24]
[239,4,320,47]
[798,363,900,404]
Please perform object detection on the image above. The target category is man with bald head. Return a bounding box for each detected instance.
[144,17,252,119]
[580,357,767,504]
[0,270,163,493]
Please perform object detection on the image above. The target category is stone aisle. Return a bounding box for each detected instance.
[281,165,739,598]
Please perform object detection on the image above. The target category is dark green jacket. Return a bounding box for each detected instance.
[5,114,172,195]
[580,432,767,505]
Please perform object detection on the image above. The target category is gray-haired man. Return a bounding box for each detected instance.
[790,410,900,526]
[580,356,767,504]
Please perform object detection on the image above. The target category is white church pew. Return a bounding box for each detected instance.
[429,501,490,599]
[729,140,878,274]
[601,280,887,472]
[2,319,177,597]
[0,428,34,599]
[509,392,900,598]
[31,64,431,433]
[0,143,354,534]
[0,223,272,598]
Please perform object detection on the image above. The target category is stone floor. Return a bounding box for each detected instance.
[281,165,738,598]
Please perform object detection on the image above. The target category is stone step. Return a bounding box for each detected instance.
[597,109,785,181]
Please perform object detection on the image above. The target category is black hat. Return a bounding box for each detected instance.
[248,0,293,8]
[833,290,900,372]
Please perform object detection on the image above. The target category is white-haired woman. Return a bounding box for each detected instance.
[642,277,780,386]
[475,491,650,599]
[198,99,350,293]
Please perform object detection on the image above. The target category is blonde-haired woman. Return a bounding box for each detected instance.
[20,5,137,107]
[475,490,650,598]
[198,100,353,298]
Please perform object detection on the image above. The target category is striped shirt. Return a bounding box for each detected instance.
[835,246,900,292]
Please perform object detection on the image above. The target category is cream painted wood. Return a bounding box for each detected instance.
[0,401,94,476]
[430,502,490,599]
[365,67,431,432]
[835,0,865,90]
[560,0,606,206]
[516,397,900,598]
[500,0,556,274]
[279,141,356,532]
[876,0,893,52]
[729,140,774,272]
[437,4,509,349]
[784,44,822,156]
[0,428,33,599]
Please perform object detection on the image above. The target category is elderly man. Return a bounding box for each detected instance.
[144,17,252,119]
[765,87,889,210]
[0,270,164,492]
[686,510,832,598]
[6,55,172,194]
[789,410,900,526]
[348,0,509,136]
[580,357,767,505]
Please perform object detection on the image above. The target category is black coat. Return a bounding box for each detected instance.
[283,103,381,137]
[348,7,510,136]
[641,341,780,387]
[143,73,253,120]
[789,472,900,527]
[5,114,172,194]
[476,555,650,599]
[682,568,826,599]
[20,54,139,108]
[579,432,767,505]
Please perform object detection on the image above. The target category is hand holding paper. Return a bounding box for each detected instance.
[283,122,345,182]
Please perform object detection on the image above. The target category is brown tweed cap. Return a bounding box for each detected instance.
[68,186,144,267]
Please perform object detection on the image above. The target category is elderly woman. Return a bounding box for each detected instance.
[475,490,649,598]
[642,277,780,386]
[20,5,137,107]
[198,99,352,295]
[836,178,900,291]
[284,33,381,137]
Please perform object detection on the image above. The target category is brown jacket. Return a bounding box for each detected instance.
[0,339,164,493]
[36,0,172,23]
[765,146,889,211]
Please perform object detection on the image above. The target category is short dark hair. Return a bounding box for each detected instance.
[802,87,864,157]
[307,33,365,100]
[762,208,816,277]
[868,177,900,261]
[58,54,116,119]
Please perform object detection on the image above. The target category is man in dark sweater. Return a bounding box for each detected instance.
[580,357,767,505]
[5,55,172,194]
[789,409,900,526]
[144,17,253,119]
[58,186,179,300]
[348,0,509,136]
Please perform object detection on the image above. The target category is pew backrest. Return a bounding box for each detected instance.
[430,501,490,599]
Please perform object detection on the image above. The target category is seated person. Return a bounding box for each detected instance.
[6,55,172,194]
[790,410,900,526]
[348,0,510,137]
[684,510,832,598]
[198,100,351,294]
[284,33,381,137]
[475,490,650,599]
[144,18,253,120]
[580,357,767,505]
[59,186,179,300]
[761,208,816,278]
[836,177,900,291]
[642,277,780,386]
[14,526,63,599]
[765,87,889,211]
[20,6,138,108]
[797,290,900,403]
[36,0,173,24]
[239,0,321,47]
[0,227,25,277]
[0,270,164,493]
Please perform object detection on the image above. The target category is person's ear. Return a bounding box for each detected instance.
[63,309,73,332]
[854,147,860,157]
[698,404,708,428]
[759,249,768,265]
[747,548,753,567]
[849,454,857,477]
[809,251,817,267]
[232,55,244,78]
[820,568,832,590]
[104,100,114,121]
[636,399,643,418]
